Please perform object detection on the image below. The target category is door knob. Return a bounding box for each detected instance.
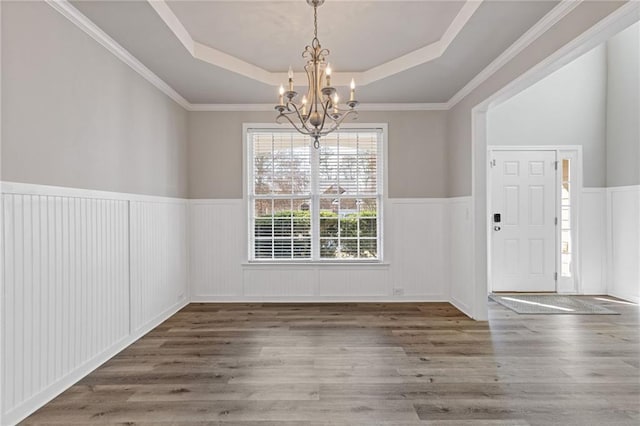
[494,225,501,231]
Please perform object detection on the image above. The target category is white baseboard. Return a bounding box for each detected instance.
[449,295,472,317]
[190,295,448,303]
[606,291,640,305]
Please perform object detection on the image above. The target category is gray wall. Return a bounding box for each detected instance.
[2,1,630,200]
[487,44,608,187]
[1,1,188,198]
[188,110,448,199]
[447,1,626,197]
[606,21,640,187]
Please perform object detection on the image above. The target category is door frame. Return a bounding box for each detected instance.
[487,146,583,294]
[467,2,638,320]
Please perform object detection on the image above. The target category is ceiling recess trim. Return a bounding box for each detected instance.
[148,0,275,84]
[45,0,613,112]
[147,0,483,87]
[363,0,482,84]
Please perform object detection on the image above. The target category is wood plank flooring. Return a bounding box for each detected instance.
[22,299,640,425]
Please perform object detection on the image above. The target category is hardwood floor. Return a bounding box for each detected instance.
[22,299,640,425]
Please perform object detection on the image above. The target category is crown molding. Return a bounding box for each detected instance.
[188,103,449,112]
[44,0,446,112]
[446,0,582,108]
[167,0,470,2]
[483,0,640,111]
[45,0,191,110]
[189,104,274,112]
[357,103,450,112]
[147,0,483,87]
[46,0,637,113]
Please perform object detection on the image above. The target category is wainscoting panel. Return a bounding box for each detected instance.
[607,185,640,303]
[318,267,389,297]
[1,183,189,425]
[130,200,189,332]
[189,200,244,298]
[189,199,447,301]
[448,197,473,316]
[390,200,448,298]
[243,268,318,297]
[580,189,607,295]
[1,191,129,423]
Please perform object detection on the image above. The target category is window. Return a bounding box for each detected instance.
[247,128,383,261]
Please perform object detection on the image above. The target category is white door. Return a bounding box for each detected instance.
[490,150,557,292]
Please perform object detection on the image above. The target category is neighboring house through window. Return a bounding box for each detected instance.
[247,127,384,261]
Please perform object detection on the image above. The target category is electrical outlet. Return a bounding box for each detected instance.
[393,288,404,296]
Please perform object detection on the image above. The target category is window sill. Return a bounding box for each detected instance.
[242,261,390,268]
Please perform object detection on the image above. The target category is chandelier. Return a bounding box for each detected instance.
[275,0,359,149]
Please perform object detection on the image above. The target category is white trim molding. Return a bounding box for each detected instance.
[0,1,4,420]
[481,0,640,111]
[45,0,190,110]
[361,0,482,86]
[44,0,640,112]
[189,103,450,112]
[448,0,582,108]
[147,0,483,88]
[470,0,640,320]
[0,181,187,204]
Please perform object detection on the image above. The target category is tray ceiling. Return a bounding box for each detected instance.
[165,0,467,72]
[69,0,560,104]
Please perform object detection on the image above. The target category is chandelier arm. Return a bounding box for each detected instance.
[316,110,358,136]
[287,102,316,133]
[332,106,356,114]
[277,112,315,136]
[291,104,311,132]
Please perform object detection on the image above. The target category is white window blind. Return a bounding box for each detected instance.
[248,129,383,261]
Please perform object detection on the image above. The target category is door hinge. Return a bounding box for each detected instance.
[555,217,558,226]
[490,159,496,168]
[554,272,558,281]
[554,161,559,170]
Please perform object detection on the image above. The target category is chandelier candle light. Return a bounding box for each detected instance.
[275,0,359,148]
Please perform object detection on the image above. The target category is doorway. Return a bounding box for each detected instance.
[488,147,581,294]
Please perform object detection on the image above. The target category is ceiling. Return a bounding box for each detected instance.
[69,0,560,105]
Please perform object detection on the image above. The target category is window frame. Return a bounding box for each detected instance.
[243,123,388,263]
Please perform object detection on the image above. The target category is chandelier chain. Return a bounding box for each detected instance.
[313,4,318,40]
